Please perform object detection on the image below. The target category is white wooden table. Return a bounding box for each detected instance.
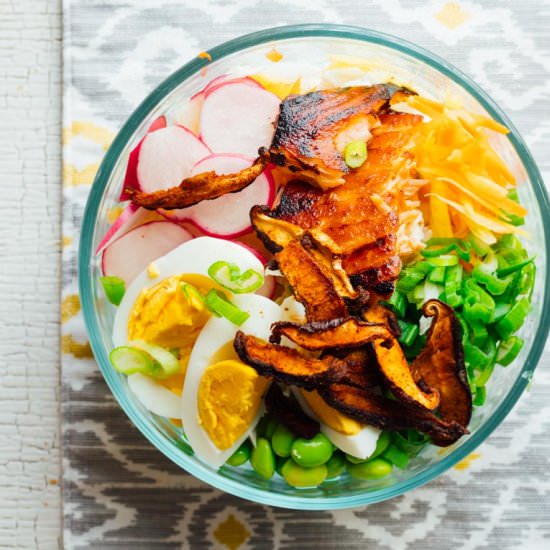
[0,1,62,547]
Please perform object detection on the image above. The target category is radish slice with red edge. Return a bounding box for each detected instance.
[121,125,210,199]
[191,75,262,100]
[102,221,193,285]
[199,81,280,157]
[147,115,167,132]
[234,241,277,299]
[120,116,167,200]
[173,95,203,135]
[95,205,164,255]
[161,153,275,238]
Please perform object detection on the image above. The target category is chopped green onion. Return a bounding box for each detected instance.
[468,234,491,257]
[428,266,446,284]
[495,298,531,339]
[471,266,509,296]
[496,336,524,366]
[468,321,489,347]
[473,386,486,406]
[398,321,419,347]
[494,233,523,252]
[109,346,158,376]
[100,276,126,306]
[502,212,525,227]
[493,302,511,322]
[427,254,459,267]
[421,243,456,257]
[110,340,180,379]
[474,360,495,387]
[208,261,264,294]
[205,289,250,326]
[382,443,409,469]
[396,269,425,293]
[464,342,491,369]
[181,282,211,309]
[383,290,407,318]
[392,430,428,457]
[521,262,536,299]
[130,340,180,378]
[496,256,535,278]
[344,140,367,168]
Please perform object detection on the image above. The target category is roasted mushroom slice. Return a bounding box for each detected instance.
[320,384,467,447]
[270,317,391,351]
[411,300,472,428]
[264,383,319,439]
[275,239,348,322]
[364,305,440,411]
[125,156,266,210]
[234,332,374,390]
[250,205,304,253]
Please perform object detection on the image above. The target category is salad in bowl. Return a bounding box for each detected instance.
[81,25,548,508]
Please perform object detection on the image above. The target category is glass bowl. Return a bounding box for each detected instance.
[79,24,550,510]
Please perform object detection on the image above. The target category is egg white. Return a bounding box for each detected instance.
[112,237,265,418]
[181,294,282,469]
[292,388,380,460]
[112,236,265,347]
[127,373,182,419]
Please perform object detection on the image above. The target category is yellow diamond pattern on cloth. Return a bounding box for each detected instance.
[213,514,251,550]
[62,121,115,149]
[63,162,101,186]
[435,2,471,29]
[454,452,482,471]
[61,335,93,359]
[62,235,73,247]
[61,294,81,323]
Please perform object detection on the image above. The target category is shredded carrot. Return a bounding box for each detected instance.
[198,51,212,62]
[406,96,526,245]
[266,48,283,62]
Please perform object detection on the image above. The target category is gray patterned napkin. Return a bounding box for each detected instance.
[62,1,550,548]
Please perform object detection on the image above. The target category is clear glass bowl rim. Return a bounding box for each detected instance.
[79,23,550,510]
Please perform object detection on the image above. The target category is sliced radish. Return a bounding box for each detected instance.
[191,75,262,101]
[96,204,163,255]
[137,125,211,194]
[202,76,263,98]
[172,95,203,135]
[199,81,280,157]
[121,125,210,200]
[102,221,193,285]
[147,115,167,132]
[120,117,168,200]
[161,153,275,238]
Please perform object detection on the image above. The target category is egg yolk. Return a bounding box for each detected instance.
[300,389,362,435]
[198,360,269,450]
[128,274,215,350]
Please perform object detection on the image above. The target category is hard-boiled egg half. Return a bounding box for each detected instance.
[292,388,380,460]
[112,236,267,420]
[181,294,282,469]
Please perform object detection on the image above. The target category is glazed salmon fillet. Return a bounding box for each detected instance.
[261,85,423,295]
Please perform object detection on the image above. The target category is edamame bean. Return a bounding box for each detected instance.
[347,458,393,480]
[281,459,327,488]
[256,414,277,438]
[226,440,251,467]
[271,423,295,457]
[264,417,279,439]
[250,437,276,480]
[291,433,333,467]
[275,455,287,476]
[325,451,346,479]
